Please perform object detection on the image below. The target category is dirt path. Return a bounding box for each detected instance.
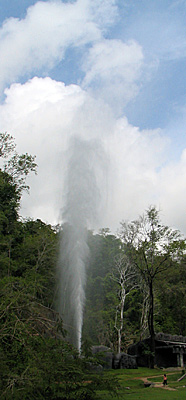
[135,375,177,391]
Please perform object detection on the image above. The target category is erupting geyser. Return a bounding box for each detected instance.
[58,136,106,350]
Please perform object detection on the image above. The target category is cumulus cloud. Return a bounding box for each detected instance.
[0,77,115,225]
[1,76,183,234]
[103,117,169,228]
[0,77,87,223]
[0,0,143,114]
[0,1,186,235]
[85,0,118,29]
[0,0,117,92]
[82,39,144,110]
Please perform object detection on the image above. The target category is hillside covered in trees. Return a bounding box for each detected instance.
[0,133,117,399]
[0,133,186,397]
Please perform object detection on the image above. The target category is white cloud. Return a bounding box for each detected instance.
[85,0,118,29]
[82,39,144,110]
[0,0,118,92]
[0,0,186,237]
[2,76,185,235]
[103,117,169,228]
[0,77,115,225]
[0,77,87,223]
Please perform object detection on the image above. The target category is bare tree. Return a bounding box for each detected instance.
[139,283,149,340]
[111,254,139,353]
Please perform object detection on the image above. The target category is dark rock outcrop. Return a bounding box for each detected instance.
[113,352,137,369]
[91,345,114,369]
[91,346,137,370]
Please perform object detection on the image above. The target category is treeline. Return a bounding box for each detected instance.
[1,132,186,397]
[0,133,116,399]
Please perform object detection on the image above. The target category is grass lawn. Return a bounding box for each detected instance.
[96,367,186,400]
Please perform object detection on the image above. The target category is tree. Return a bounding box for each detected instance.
[119,206,185,368]
[15,219,58,306]
[156,256,186,336]
[0,169,21,277]
[111,254,139,353]
[0,131,16,157]
[0,132,37,195]
[82,230,123,349]
[0,137,119,399]
[1,275,117,400]
[0,132,37,277]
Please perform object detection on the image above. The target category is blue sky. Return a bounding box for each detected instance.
[1,0,186,132]
[0,0,186,233]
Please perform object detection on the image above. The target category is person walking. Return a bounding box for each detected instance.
[163,373,167,386]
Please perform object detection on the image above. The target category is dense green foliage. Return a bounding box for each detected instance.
[0,136,116,399]
[82,230,124,349]
[1,133,186,397]
[83,212,186,357]
[83,230,142,350]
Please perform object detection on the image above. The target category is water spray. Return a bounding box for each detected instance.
[58,136,106,350]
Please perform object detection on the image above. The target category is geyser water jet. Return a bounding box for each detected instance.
[58,136,106,350]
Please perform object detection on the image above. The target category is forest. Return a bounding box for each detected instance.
[0,132,186,399]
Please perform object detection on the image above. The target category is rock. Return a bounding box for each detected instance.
[144,381,153,387]
[91,346,137,370]
[113,352,137,369]
[120,353,137,369]
[91,346,113,369]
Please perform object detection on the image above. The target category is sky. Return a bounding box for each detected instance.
[0,0,186,234]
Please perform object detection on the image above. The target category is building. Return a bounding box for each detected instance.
[128,332,186,368]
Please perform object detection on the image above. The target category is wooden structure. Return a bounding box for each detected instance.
[128,333,186,368]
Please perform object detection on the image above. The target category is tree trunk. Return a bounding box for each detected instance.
[148,280,155,368]
[118,296,125,353]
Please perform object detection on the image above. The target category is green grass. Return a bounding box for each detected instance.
[96,367,186,400]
